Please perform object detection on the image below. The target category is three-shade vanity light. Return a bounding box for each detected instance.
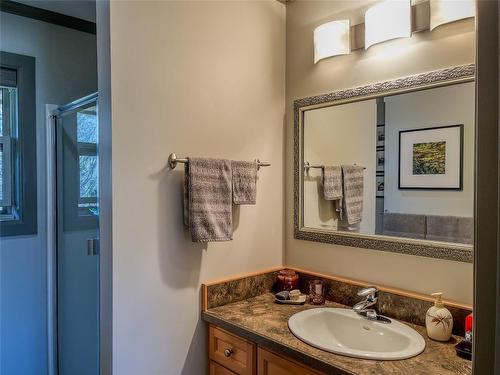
[313,0,475,63]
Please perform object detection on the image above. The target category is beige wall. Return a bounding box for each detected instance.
[110,1,285,374]
[286,0,475,304]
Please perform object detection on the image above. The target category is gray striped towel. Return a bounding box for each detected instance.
[231,160,257,205]
[183,158,233,242]
[322,166,342,200]
[341,165,364,225]
[323,166,343,220]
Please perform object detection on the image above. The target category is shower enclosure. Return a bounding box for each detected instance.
[52,93,99,375]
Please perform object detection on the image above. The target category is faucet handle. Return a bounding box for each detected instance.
[357,286,378,298]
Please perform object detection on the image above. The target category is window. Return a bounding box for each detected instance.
[0,72,17,215]
[0,52,37,236]
[77,107,98,216]
[60,98,98,231]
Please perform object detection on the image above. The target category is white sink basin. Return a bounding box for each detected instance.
[288,308,425,360]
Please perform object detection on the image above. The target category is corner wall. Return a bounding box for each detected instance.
[109,1,285,373]
[0,13,97,375]
[285,0,475,304]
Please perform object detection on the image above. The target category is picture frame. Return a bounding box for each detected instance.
[376,175,384,197]
[376,147,385,172]
[376,125,385,147]
[398,124,464,190]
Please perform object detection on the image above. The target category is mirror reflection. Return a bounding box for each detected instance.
[303,81,474,245]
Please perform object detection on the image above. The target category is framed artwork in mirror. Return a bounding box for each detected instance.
[376,174,384,197]
[376,125,385,147]
[398,124,463,190]
[376,148,385,172]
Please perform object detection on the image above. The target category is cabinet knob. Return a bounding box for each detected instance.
[223,348,233,357]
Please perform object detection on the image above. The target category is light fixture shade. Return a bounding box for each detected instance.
[313,20,351,63]
[429,0,475,30]
[365,0,411,49]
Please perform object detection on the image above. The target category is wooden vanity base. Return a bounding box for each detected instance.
[209,325,323,375]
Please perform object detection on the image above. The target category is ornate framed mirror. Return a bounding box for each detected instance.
[294,64,475,262]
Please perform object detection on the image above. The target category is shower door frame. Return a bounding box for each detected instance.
[46,104,58,375]
[46,92,100,375]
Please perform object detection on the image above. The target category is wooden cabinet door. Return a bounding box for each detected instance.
[210,360,238,375]
[257,348,321,375]
[209,325,256,375]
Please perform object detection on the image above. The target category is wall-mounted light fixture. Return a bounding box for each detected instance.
[312,0,475,63]
[313,20,351,63]
[429,0,475,30]
[364,0,412,49]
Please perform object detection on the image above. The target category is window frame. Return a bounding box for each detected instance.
[0,51,37,236]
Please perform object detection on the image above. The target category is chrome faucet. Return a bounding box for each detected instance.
[353,286,391,323]
[353,287,378,314]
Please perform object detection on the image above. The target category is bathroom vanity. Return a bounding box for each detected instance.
[202,268,472,375]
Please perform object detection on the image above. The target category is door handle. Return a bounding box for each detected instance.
[86,238,100,256]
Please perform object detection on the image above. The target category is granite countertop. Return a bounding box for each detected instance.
[202,293,472,375]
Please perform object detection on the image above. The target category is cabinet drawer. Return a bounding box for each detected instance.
[209,325,256,375]
[210,360,238,375]
[257,348,322,375]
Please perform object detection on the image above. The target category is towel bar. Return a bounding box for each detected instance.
[304,161,366,172]
[168,153,271,170]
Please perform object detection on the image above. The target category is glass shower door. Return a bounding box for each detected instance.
[56,94,99,375]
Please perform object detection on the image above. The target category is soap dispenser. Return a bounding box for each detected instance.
[426,292,453,341]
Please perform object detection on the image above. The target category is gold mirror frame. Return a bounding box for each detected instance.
[294,64,475,263]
